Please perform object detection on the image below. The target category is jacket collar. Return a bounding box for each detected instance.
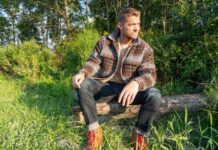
[108,29,141,46]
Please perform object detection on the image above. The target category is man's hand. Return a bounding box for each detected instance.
[118,80,139,106]
[72,73,85,89]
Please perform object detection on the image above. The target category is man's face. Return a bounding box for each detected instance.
[118,15,140,40]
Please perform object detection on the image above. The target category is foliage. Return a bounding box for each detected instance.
[0,40,57,82]
[205,66,218,110]
[150,110,218,149]
[0,0,83,45]
[140,0,218,86]
[144,32,218,85]
[56,27,100,75]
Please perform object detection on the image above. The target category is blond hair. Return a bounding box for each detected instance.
[118,8,140,23]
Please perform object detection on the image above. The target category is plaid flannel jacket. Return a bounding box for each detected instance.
[79,29,157,91]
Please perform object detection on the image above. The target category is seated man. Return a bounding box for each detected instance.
[72,7,161,150]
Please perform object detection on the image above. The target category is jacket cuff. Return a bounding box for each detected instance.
[79,70,88,78]
[132,77,147,91]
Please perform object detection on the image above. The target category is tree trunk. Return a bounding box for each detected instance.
[55,0,73,35]
[73,93,208,123]
[85,0,89,20]
[64,0,72,32]
[105,0,110,32]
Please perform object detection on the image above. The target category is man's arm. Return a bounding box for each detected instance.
[79,38,104,77]
[72,72,85,89]
[72,37,104,89]
[132,46,157,91]
[118,80,139,106]
[118,46,156,106]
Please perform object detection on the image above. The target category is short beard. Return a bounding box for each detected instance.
[127,35,137,40]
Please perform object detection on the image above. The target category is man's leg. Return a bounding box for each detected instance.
[77,78,124,126]
[134,87,161,134]
[76,78,124,149]
[77,78,101,127]
[130,87,161,149]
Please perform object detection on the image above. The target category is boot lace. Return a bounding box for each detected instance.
[137,134,147,150]
[87,131,95,146]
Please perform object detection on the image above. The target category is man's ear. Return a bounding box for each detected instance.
[117,22,122,30]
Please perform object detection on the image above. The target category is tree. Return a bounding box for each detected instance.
[0,0,20,44]
[0,0,83,46]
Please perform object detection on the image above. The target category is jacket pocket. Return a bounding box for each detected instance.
[100,51,117,77]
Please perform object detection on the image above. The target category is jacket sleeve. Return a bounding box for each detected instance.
[133,46,157,91]
[79,37,104,77]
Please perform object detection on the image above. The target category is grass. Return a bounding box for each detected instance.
[0,75,217,150]
[0,76,83,149]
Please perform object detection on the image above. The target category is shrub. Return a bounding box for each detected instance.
[0,40,57,82]
[205,66,218,110]
[56,28,100,75]
[143,23,218,87]
[140,0,218,88]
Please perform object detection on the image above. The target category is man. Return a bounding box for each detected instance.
[72,8,161,150]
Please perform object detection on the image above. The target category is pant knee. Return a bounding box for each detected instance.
[149,88,161,100]
[79,78,92,90]
[144,88,161,111]
[77,78,95,103]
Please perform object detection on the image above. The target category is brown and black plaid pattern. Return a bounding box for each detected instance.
[79,29,157,91]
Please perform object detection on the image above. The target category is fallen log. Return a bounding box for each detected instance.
[73,93,208,123]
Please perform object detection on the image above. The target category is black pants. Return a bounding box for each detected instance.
[77,78,161,133]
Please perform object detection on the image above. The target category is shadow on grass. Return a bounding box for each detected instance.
[15,78,91,149]
[18,79,78,117]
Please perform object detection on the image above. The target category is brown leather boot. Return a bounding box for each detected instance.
[130,129,148,150]
[83,127,103,150]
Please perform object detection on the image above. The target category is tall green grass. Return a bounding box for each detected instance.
[0,76,84,149]
[0,75,217,149]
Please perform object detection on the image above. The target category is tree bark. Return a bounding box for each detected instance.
[105,0,110,32]
[64,0,72,33]
[55,0,73,35]
[73,93,208,123]
[85,0,89,19]
[162,0,167,34]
